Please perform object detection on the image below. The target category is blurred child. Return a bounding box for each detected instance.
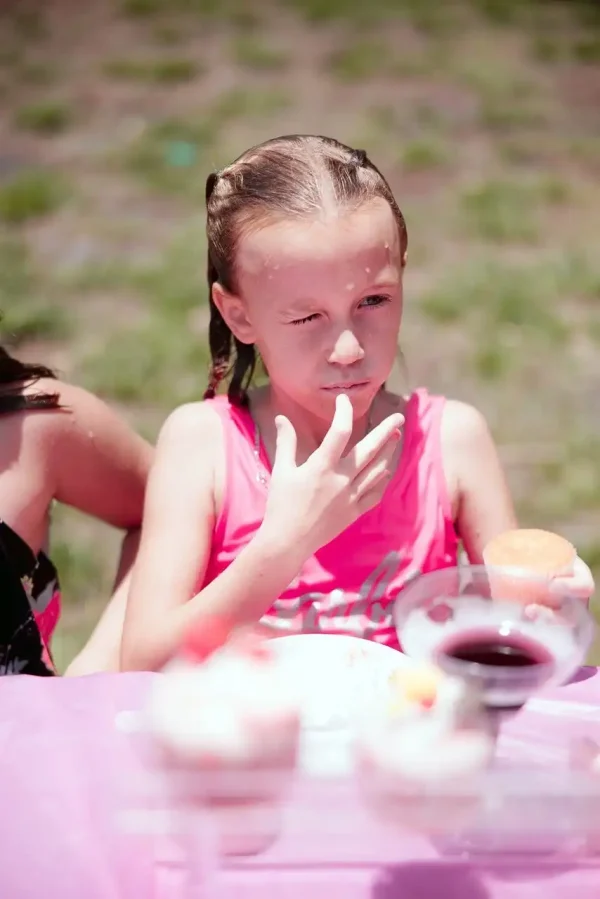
[0,348,152,675]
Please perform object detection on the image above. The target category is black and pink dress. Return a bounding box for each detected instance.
[0,520,59,676]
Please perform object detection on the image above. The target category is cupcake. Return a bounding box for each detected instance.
[483,529,576,609]
[146,619,301,856]
[357,665,494,834]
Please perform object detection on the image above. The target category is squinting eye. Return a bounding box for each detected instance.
[291,313,320,326]
[290,295,390,325]
[361,294,390,308]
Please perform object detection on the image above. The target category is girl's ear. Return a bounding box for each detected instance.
[401,250,407,268]
[212,282,256,345]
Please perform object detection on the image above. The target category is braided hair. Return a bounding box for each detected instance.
[203,135,407,406]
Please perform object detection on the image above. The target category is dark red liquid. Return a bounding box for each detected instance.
[439,630,554,669]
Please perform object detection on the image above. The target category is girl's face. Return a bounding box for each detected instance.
[214,198,405,422]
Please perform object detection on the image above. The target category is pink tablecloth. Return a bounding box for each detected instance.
[2,669,600,899]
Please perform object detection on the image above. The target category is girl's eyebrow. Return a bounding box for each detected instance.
[277,301,319,319]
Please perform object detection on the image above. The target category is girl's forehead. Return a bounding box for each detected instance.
[236,199,400,280]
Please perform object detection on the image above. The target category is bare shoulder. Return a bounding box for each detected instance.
[440,399,498,517]
[37,379,151,465]
[24,379,153,527]
[156,400,223,454]
[151,401,225,499]
[441,399,493,449]
[142,400,225,527]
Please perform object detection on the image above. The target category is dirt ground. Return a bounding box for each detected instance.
[0,0,599,669]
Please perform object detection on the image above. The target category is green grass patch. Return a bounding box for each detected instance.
[80,313,210,405]
[0,236,37,307]
[462,68,546,133]
[569,137,600,174]
[0,235,69,343]
[420,259,569,350]
[121,117,215,194]
[59,259,139,293]
[19,61,60,85]
[554,252,600,306]
[232,36,289,71]
[229,9,262,30]
[120,89,290,195]
[119,0,249,19]
[496,138,543,166]
[0,169,69,225]
[471,344,512,382]
[530,34,564,64]
[8,7,47,39]
[460,180,539,243]
[571,36,600,64]
[286,0,463,30]
[1,304,68,345]
[458,177,567,244]
[470,0,521,26]
[51,538,107,608]
[327,39,391,82]
[14,101,72,135]
[131,225,208,314]
[152,24,186,44]
[120,0,164,13]
[285,0,382,25]
[400,137,450,172]
[104,56,199,83]
[529,437,600,523]
[71,229,211,401]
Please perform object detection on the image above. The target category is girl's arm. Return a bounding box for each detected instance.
[47,382,153,672]
[443,400,595,602]
[442,400,517,563]
[120,403,307,672]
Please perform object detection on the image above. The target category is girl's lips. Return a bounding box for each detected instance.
[322,382,370,392]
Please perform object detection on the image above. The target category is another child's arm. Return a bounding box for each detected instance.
[51,381,152,529]
[442,400,517,563]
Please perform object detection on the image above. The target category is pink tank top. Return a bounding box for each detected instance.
[201,389,459,648]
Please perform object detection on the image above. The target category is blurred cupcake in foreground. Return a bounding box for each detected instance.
[357,664,494,834]
[146,618,301,856]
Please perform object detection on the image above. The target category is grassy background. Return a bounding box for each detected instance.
[0,0,599,671]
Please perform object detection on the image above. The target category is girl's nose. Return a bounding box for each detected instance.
[328,329,365,366]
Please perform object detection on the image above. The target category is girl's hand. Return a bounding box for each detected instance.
[552,555,596,606]
[261,393,403,558]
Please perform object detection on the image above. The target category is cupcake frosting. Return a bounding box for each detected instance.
[363,665,494,782]
[147,623,299,766]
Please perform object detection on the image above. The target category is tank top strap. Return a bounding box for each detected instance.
[205,395,256,448]
[203,396,268,545]
[395,387,453,525]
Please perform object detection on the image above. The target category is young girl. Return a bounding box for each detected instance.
[120,135,594,672]
[0,348,152,675]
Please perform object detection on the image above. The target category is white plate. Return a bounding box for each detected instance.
[268,635,413,776]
